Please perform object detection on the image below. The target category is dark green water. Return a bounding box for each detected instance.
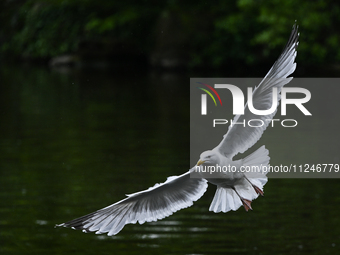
[0,65,339,254]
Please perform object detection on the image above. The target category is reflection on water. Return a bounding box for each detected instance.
[0,65,339,254]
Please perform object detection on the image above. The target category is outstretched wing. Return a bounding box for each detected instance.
[216,24,299,158]
[56,171,208,236]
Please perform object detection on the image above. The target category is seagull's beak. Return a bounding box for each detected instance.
[197,160,205,166]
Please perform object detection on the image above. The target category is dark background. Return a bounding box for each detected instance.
[1,0,340,75]
[1,1,340,254]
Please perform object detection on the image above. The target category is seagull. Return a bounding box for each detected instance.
[56,24,299,236]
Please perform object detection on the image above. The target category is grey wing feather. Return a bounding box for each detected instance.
[56,171,208,236]
[216,24,299,158]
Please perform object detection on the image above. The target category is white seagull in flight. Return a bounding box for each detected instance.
[56,24,299,236]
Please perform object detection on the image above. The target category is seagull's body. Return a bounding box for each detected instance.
[56,24,299,236]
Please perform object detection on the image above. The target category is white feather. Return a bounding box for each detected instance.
[216,25,299,158]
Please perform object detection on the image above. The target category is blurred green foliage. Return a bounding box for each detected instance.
[1,0,340,69]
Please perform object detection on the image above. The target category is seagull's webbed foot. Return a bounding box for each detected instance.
[252,185,264,196]
[244,176,264,196]
[232,187,253,212]
[241,198,252,212]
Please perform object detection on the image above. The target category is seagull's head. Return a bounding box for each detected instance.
[197,150,220,166]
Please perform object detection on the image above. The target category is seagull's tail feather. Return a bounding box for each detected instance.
[209,146,270,213]
[242,145,270,194]
[209,186,243,213]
